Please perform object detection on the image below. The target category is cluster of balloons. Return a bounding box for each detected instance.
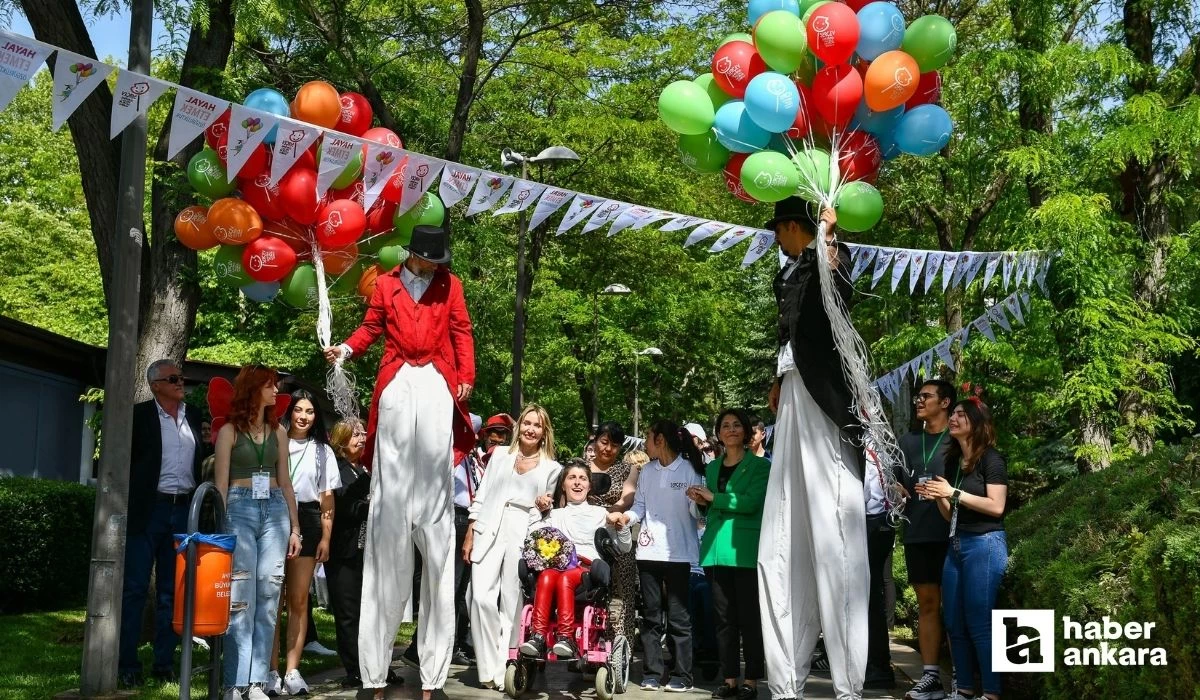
[175,80,447,306]
[658,0,956,232]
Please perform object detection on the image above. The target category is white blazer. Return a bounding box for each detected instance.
[467,450,561,564]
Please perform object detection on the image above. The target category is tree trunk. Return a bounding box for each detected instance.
[1008,0,1054,207]
[1077,411,1114,472]
[446,0,485,162]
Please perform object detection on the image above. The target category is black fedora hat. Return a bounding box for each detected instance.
[764,196,820,232]
[405,221,452,264]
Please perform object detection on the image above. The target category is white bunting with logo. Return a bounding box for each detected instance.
[0,31,53,111]
[890,250,912,292]
[1001,252,1016,289]
[871,248,897,289]
[494,179,546,215]
[983,253,1002,290]
[684,220,732,247]
[710,226,754,252]
[987,303,1012,332]
[941,253,960,291]
[583,201,632,234]
[661,215,707,232]
[466,173,513,216]
[1004,294,1025,325]
[110,71,170,138]
[268,118,322,186]
[973,317,996,342]
[950,252,973,287]
[934,337,956,372]
[557,195,605,233]
[528,187,573,230]
[51,50,114,131]
[742,231,776,267]
[225,104,277,181]
[849,246,877,283]
[631,209,675,230]
[361,141,406,212]
[396,156,446,216]
[908,251,928,293]
[923,251,946,292]
[315,133,364,198]
[608,205,655,237]
[439,164,482,208]
[963,252,988,288]
[167,88,230,159]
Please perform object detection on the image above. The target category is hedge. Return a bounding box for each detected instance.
[1004,441,1200,698]
[0,477,94,613]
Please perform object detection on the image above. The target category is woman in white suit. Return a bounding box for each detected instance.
[463,404,562,691]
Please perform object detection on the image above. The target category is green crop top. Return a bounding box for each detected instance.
[229,430,279,481]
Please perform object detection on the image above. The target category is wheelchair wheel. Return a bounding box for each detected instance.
[504,661,532,698]
[609,634,630,693]
[595,666,614,700]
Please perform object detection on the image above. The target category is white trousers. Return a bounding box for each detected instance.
[359,363,456,690]
[469,504,530,689]
[758,370,868,700]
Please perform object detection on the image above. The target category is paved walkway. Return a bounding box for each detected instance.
[304,641,926,699]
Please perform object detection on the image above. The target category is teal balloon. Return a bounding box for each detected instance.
[658,80,716,135]
[379,244,409,271]
[188,149,235,199]
[393,193,445,237]
[678,132,730,173]
[244,87,290,144]
[241,281,280,303]
[754,10,808,74]
[901,15,957,72]
[749,0,800,25]
[740,151,802,203]
[792,148,832,202]
[693,73,732,109]
[213,245,252,287]
[280,263,318,308]
[721,32,754,46]
[835,180,884,232]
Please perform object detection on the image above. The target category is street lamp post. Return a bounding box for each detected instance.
[633,347,663,437]
[591,283,631,431]
[502,146,580,417]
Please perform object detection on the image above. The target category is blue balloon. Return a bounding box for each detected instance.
[856,2,907,60]
[743,72,801,133]
[850,101,905,137]
[241,281,280,303]
[749,0,801,25]
[713,101,773,153]
[893,104,952,156]
[875,129,902,160]
[244,88,291,144]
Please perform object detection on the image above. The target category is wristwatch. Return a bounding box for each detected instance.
[950,489,962,504]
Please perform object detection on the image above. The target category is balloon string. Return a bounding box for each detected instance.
[311,240,360,420]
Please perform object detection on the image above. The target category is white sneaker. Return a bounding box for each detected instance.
[302,640,337,656]
[263,670,282,697]
[246,687,270,700]
[283,669,309,696]
[221,689,241,700]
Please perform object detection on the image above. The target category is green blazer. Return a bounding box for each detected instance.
[698,453,772,569]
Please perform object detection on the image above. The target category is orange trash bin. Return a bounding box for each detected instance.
[173,533,236,636]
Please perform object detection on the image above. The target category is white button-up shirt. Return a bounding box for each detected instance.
[155,400,197,495]
[624,454,704,564]
[399,264,432,302]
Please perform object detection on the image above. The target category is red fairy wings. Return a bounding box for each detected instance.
[206,376,292,444]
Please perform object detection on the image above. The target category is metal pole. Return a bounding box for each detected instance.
[80,1,152,694]
[179,482,227,699]
[510,159,530,417]
[633,354,640,437]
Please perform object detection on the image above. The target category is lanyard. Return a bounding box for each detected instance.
[921,429,948,475]
[289,438,312,484]
[949,461,966,537]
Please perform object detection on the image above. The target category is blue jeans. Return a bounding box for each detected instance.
[119,499,190,675]
[223,487,289,687]
[942,530,1008,695]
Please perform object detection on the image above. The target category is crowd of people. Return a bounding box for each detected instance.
[117,206,1010,700]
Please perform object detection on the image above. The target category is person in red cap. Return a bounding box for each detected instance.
[323,220,474,700]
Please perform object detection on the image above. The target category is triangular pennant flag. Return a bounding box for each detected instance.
[909,251,927,293]
[905,358,922,381]
[1002,251,1016,289]
[51,50,114,131]
[660,215,706,232]
[924,251,946,292]
[972,317,996,342]
[1036,257,1052,294]
[528,187,573,230]
[963,252,988,288]
[607,205,655,237]
[167,88,230,159]
[267,118,322,186]
[684,221,732,247]
[850,246,878,282]
[631,209,674,230]
[361,143,406,212]
[225,104,277,181]
[1024,252,1040,287]
[987,303,1012,332]
[1021,290,1032,312]
[951,252,974,288]
[466,172,514,216]
[960,322,971,348]
[396,156,446,216]
[890,250,912,292]
[896,359,910,383]
[315,133,365,199]
[438,163,482,208]
[109,71,170,139]
[0,31,54,111]
[1004,294,1025,325]
[494,179,546,215]
[583,201,632,234]
[710,226,754,252]
[934,338,956,372]
[941,253,960,291]
[983,252,1002,290]
[919,350,934,378]
[871,248,897,289]
[1014,253,1031,288]
[557,195,605,233]
[742,231,776,267]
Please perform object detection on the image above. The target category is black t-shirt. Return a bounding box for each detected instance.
[951,447,1008,534]
[717,462,738,493]
[897,428,956,544]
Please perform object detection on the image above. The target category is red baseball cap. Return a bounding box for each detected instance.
[484,414,514,433]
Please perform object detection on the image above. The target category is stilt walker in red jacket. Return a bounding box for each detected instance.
[324,221,476,700]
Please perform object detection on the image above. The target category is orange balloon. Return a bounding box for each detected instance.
[292,81,342,129]
[174,205,218,250]
[321,243,359,276]
[358,264,382,301]
[863,50,920,112]
[207,198,264,246]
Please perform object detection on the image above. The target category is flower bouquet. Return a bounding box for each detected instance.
[522,527,579,572]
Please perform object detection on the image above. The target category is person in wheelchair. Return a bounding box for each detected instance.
[518,461,632,660]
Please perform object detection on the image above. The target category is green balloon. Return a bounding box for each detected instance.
[678,132,730,173]
[361,231,402,255]
[902,15,957,72]
[379,244,410,271]
[330,261,364,295]
[835,181,884,232]
[393,192,445,237]
[740,151,802,203]
[794,52,819,87]
[281,263,318,308]
[721,32,753,46]
[755,10,808,74]
[212,244,251,287]
[802,0,831,23]
[658,80,716,136]
[792,148,832,202]
[317,144,365,190]
[693,73,732,109]
[188,149,235,199]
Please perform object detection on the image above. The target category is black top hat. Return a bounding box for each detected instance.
[405,221,452,264]
[764,196,819,233]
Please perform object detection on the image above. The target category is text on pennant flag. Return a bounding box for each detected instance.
[941,253,960,292]
[268,119,322,186]
[630,209,675,230]
[110,71,170,139]
[527,188,574,231]
[607,205,655,237]
[167,88,231,160]
[0,31,54,111]
[494,180,546,215]
[871,248,897,289]
[923,251,945,292]
[742,231,776,267]
[397,156,446,216]
[51,50,115,132]
[439,164,482,208]
[466,172,513,216]
[890,250,911,292]
[660,215,707,232]
[315,133,365,199]
[709,226,754,252]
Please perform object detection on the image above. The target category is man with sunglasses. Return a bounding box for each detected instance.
[119,360,208,688]
[897,379,957,700]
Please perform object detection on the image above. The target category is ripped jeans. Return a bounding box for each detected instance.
[223,487,289,687]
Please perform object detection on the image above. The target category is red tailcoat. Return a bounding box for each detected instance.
[343,265,476,469]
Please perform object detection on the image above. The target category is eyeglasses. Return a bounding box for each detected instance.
[153,375,186,385]
[912,392,939,405]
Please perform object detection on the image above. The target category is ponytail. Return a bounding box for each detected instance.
[647,419,705,476]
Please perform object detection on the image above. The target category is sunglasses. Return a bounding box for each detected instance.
[153,374,187,385]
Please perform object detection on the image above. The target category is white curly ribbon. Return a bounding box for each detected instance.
[311,242,359,420]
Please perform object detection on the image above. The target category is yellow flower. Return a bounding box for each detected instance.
[537,538,561,559]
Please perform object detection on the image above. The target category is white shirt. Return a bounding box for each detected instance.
[533,502,632,562]
[776,240,817,377]
[155,400,197,495]
[399,264,432,302]
[624,454,704,564]
[287,438,341,504]
[864,449,887,516]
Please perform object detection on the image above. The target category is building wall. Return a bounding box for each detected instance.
[0,359,89,482]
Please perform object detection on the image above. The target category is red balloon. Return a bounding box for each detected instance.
[216,131,268,178]
[240,173,285,221]
[366,200,399,234]
[265,218,312,259]
[837,130,882,182]
[812,64,863,128]
[278,168,321,225]
[338,92,373,136]
[905,71,942,110]
[807,3,861,66]
[241,235,298,283]
[722,153,756,203]
[844,0,874,11]
[711,41,767,98]
[296,145,318,172]
[316,200,367,249]
[204,108,231,150]
[380,158,409,203]
[361,127,403,150]
[331,180,367,208]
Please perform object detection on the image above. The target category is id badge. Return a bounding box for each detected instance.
[252,471,271,499]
